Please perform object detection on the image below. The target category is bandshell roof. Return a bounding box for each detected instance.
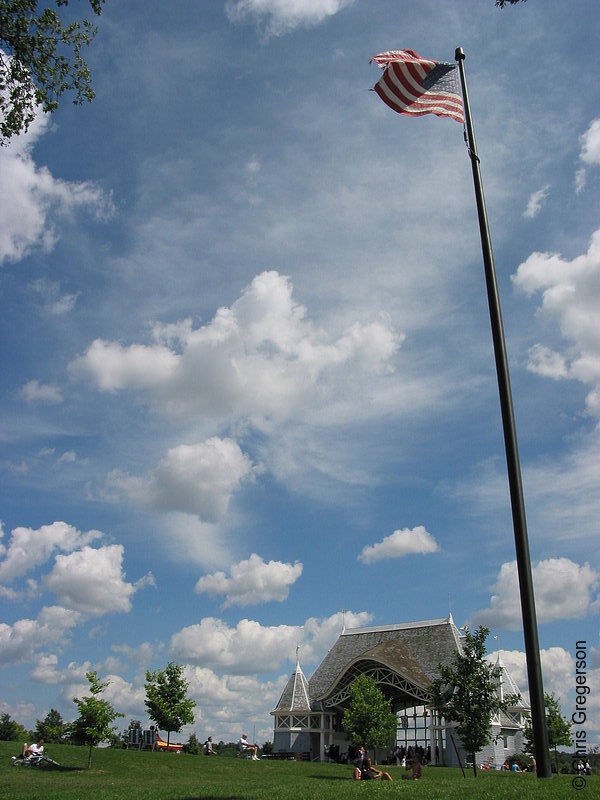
[308,617,463,703]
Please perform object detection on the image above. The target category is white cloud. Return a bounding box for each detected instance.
[183,664,286,736]
[0,521,101,585]
[29,654,91,685]
[102,674,146,714]
[472,558,599,630]
[580,118,600,165]
[106,437,256,522]
[576,117,600,192]
[358,525,439,564]
[30,278,80,315]
[71,271,399,426]
[523,184,550,219]
[194,553,303,607]
[512,228,600,417]
[42,544,145,617]
[19,379,64,405]
[111,641,162,666]
[170,609,371,673]
[225,0,355,37]
[487,647,574,704]
[523,343,569,379]
[0,113,114,266]
[170,617,299,673]
[0,606,80,666]
[70,338,179,392]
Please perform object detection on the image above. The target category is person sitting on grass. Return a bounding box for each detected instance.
[204,736,218,755]
[353,756,392,781]
[401,753,422,780]
[237,733,259,760]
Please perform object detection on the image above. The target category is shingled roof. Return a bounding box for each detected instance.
[308,616,463,704]
[273,659,312,713]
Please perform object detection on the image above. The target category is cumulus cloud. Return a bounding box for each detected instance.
[358,525,439,564]
[106,437,256,522]
[0,521,101,585]
[19,379,64,405]
[43,544,147,617]
[112,641,162,666]
[183,664,285,733]
[576,117,600,193]
[170,617,299,673]
[0,114,114,266]
[0,606,80,666]
[70,271,399,426]
[70,339,179,392]
[523,185,550,219]
[170,608,372,673]
[225,0,355,37]
[512,228,600,417]
[487,646,574,704]
[471,558,599,629]
[194,553,303,607]
[30,654,91,685]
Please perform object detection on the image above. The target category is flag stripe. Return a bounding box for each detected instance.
[371,50,464,125]
[375,71,463,119]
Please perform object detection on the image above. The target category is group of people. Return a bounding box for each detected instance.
[200,733,259,760]
[352,745,422,782]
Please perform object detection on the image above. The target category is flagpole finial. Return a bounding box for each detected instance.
[455,47,465,61]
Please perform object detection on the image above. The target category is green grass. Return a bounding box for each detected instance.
[1,741,594,800]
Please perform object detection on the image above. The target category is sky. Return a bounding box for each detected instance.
[1,0,599,749]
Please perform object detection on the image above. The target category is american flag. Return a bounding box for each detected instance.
[371,50,464,125]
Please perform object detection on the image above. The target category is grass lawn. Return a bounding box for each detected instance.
[1,741,594,800]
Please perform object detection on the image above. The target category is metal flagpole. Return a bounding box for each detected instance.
[454,47,552,779]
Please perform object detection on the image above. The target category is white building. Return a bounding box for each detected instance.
[271,615,528,768]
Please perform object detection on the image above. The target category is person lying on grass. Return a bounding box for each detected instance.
[19,739,44,759]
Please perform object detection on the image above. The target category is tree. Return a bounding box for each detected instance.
[0,712,30,741]
[429,626,515,777]
[342,674,397,758]
[72,671,123,768]
[0,0,105,144]
[34,708,68,743]
[524,692,572,774]
[495,0,527,6]
[144,662,196,749]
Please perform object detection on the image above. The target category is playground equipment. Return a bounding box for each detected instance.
[156,732,183,752]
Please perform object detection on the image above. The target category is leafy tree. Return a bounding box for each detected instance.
[0,712,30,741]
[72,671,123,768]
[524,692,572,774]
[34,707,69,743]
[495,0,527,6]
[186,731,201,755]
[342,674,397,757]
[429,626,516,777]
[0,0,105,144]
[144,662,196,749]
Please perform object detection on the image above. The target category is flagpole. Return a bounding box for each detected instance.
[454,47,551,779]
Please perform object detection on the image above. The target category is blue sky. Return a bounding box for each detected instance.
[1,0,599,747]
